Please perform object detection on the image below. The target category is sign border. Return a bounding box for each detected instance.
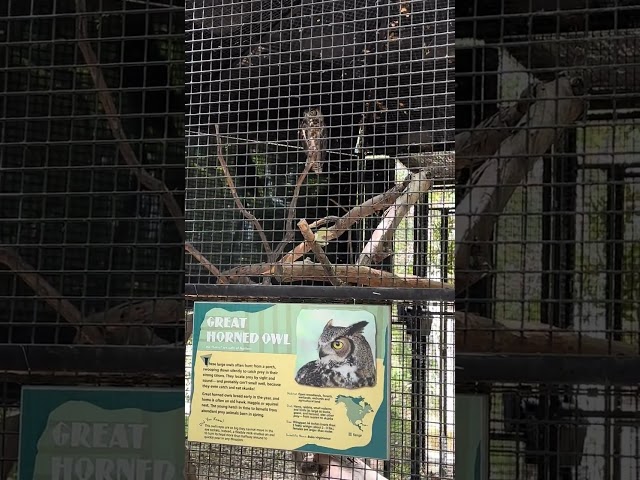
[188,300,392,460]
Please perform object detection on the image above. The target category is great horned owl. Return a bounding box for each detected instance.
[295,319,376,389]
[299,107,327,174]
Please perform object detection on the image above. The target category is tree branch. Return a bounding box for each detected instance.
[275,176,412,269]
[213,124,274,259]
[297,219,344,286]
[75,0,184,239]
[185,242,229,284]
[456,311,638,355]
[212,261,453,289]
[0,247,103,344]
[358,170,433,266]
[272,159,315,259]
[455,82,537,172]
[455,75,586,293]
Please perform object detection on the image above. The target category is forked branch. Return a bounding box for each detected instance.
[75,0,184,239]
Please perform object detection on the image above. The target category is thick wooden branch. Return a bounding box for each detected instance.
[86,300,182,346]
[455,82,537,171]
[358,170,432,266]
[75,0,184,239]
[275,176,412,269]
[455,75,586,293]
[297,219,344,286]
[456,311,638,356]
[0,247,103,344]
[204,261,453,289]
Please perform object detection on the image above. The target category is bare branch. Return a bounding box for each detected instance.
[75,0,184,239]
[85,300,182,346]
[272,160,315,258]
[276,176,412,268]
[455,82,538,171]
[207,261,453,289]
[0,247,103,344]
[358,170,433,266]
[185,242,229,284]
[455,76,586,293]
[297,219,344,286]
[456,311,638,356]
[213,124,273,258]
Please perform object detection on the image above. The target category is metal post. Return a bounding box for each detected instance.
[400,303,433,479]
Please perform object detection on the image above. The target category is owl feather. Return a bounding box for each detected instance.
[299,107,327,174]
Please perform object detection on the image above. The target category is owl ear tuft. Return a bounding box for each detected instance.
[345,321,368,336]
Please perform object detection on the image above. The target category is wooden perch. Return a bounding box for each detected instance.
[455,75,586,293]
[86,300,182,346]
[297,219,344,286]
[294,452,388,480]
[75,0,184,239]
[274,175,412,269]
[455,82,537,172]
[203,261,452,289]
[0,247,103,344]
[358,170,432,266]
[186,242,229,284]
[456,311,639,356]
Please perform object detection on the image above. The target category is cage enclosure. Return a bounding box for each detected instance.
[0,1,184,477]
[456,1,640,479]
[185,0,455,478]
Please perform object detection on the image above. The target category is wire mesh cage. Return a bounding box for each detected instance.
[185,0,455,478]
[456,1,640,479]
[0,1,184,477]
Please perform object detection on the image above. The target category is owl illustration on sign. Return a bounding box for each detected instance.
[299,107,327,174]
[295,319,376,389]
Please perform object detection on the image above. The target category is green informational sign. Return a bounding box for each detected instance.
[19,386,183,480]
[188,301,391,460]
[455,394,489,480]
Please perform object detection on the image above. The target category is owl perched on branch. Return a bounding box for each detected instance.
[299,107,327,174]
[295,319,376,389]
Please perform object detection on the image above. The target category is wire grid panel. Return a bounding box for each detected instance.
[483,383,640,480]
[456,1,640,479]
[0,0,184,348]
[185,0,454,478]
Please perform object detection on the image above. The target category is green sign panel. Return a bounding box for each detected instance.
[188,301,392,460]
[19,386,183,480]
[455,394,489,480]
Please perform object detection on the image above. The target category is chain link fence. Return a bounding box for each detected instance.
[185,0,455,478]
[456,1,640,479]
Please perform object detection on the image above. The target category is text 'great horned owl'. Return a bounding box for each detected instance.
[295,319,376,389]
[299,107,327,174]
